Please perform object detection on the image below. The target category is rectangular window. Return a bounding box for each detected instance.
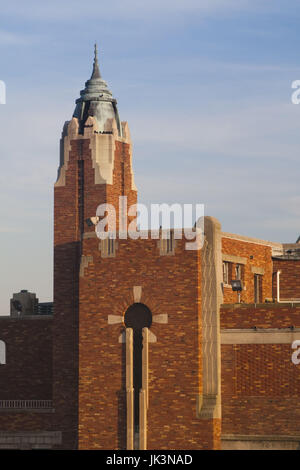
[254,274,263,303]
[223,262,232,285]
[166,231,174,254]
[100,237,116,258]
[0,340,6,365]
[159,231,175,255]
[108,238,114,256]
[235,264,243,281]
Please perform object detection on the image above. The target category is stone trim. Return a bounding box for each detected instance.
[198,217,222,420]
[126,328,134,450]
[139,389,147,450]
[83,232,97,239]
[251,266,265,275]
[152,314,168,324]
[55,116,137,189]
[148,331,157,343]
[118,331,126,343]
[0,431,61,449]
[221,328,300,344]
[222,231,282,250]
[158,231,177,256]
[0,316,53,321]
[99,238,118,258]
[142,328,149,408]
[222,434,300,450]
[139,327,149,450]
[79,255,93,278]
[108,315,123,325]
[222,253,247,265]
[223,433,300,441]
[133,286,142,303]
[221,302,299,309]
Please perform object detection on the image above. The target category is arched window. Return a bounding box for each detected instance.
[0,340,6,365]
[124,303,152,433]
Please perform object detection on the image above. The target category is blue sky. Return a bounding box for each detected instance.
[0,0,300,312]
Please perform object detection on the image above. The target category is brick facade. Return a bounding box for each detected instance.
[0,316,54,447]
[78,235,220,450]
[221,304,300,445]
[0,316,52,400]
[220,303,300,329]
[273,258,300,301]
[2,53,300,450]
[53,116,137,449]
[222,236,273,304]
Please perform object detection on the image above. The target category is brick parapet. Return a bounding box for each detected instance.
[221,303,300,329]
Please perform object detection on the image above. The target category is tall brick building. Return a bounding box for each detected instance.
[0,47,300,450]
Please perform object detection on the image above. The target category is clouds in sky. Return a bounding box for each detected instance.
[0,1,255,21]
[0,1,300,312]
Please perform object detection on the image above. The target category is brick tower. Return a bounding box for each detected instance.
[53,45,137,449]
[54,46,221,450]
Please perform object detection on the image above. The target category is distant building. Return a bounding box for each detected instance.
[10,290,53,317]
[10,290,38,316]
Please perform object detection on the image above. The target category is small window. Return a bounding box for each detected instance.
[235,264,243,281]
[159,230,175,255]
[100,236,116,258]
[166,231,174,254]
[254,274,263,303]
[223,262,232,285]
[108,238,114,256]
[0,341,6,365]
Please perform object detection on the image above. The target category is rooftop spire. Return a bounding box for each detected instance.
[91,43,101,79]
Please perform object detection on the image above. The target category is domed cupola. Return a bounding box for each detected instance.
[73,44,122,136]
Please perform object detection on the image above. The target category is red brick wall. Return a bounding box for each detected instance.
[0,317,52,399]
[222,237,273,304]
[78,235,220,450]
[54,130,137,449]
[273,259,300,301]
[222,343,300,436]
[0,316,53,434]
[221,303,300,329]
[221,304,300,437]
[54,140,82,450]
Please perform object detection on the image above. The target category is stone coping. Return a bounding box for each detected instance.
[221,302,300,309]
[221,231,282,249]
[222,434,300,441]
[0,315,53,320]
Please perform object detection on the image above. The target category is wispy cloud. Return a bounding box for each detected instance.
[129,102,300,160]
[0,0,259,22]
[0,30,33,45]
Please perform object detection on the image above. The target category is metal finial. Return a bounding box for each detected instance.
[91,42,101,79]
